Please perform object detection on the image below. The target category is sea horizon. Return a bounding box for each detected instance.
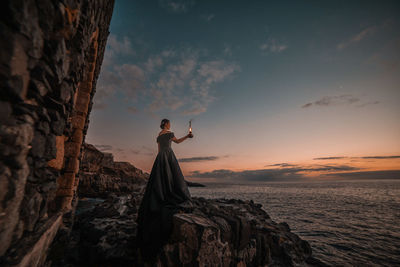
[192,178,400,186]
[190,179,400,266]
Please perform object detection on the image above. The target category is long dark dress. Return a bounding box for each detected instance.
[136,131,192,259]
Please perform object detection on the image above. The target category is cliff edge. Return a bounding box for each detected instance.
[49,193,324,266]
[47,144,325,266]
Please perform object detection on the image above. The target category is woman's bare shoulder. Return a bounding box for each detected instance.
[158,130,171,136]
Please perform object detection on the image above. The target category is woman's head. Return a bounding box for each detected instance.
[160,119,170,130]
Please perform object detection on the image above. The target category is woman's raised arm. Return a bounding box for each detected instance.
[172,133,193,144]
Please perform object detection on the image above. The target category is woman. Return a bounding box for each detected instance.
[136,118,194,260]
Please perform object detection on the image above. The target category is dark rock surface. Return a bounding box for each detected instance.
[48,193,325,266]
[186,181,206,187]
[77,143,149,198]
[47,143,325,266]
[0,0,115,265]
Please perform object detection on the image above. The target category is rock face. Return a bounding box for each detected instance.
[78,143,149,197]
[0,1,114,265]
[48,193,325,266]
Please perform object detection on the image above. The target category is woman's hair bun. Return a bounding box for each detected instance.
[160,118,170,129]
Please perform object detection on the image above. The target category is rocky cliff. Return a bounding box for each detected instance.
[77,143,149,198]
[77,143,204,198]
[0,0,114,265]
[46,145,325,266]
[48,193,325,266]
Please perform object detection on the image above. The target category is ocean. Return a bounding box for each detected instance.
[189,180,400,266]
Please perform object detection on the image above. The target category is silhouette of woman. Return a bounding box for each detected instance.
[136,118,194,260]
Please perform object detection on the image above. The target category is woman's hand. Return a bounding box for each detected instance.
[188,133,194,138]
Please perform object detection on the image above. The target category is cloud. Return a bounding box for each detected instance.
[94,144,113,152]
[338,19,395,51]
[302,94,359,108]
[95,34,240,115]
[337,25,377,50]
[191,168,400,181]
[366,37,400,73]
[145,49,240,115]
[144,55,163,73]
[181,106,207,115]
[106,34,135,57]
[189,169,237,179]
[130,148,154,156]
[265,163,297,167]
[94,144,156,157]
[303,164,359,172]
[94,34,143,109]
[94,63,146,109]
[360,155,400,159]
[301,94,380,109]
[201,14,215,22]
[189,168,304,181]
[323,170,400,180]
[313,156,348,160]
[355,101,380,108]
[259,38,288,54]
[179,156,219,162]
[314,155,400,160]
[120,145,155,156]
[159,0,195,13]
[198,60,240,83]
[189,164,360,182]
[113,146,155,156]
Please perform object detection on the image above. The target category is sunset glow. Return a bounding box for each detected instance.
[86,0,400,182]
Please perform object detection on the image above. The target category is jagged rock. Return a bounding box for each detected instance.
[0,0,115,265]
[101,153,114,169]
[49,193,325,267]
[30,131,46,158]
[77,144,149,198]
[46,143,324,266]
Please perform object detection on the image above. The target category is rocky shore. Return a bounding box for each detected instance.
[49,193,325,266]
[46,143,325,266]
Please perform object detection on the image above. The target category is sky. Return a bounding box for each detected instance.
[86,0,400,183]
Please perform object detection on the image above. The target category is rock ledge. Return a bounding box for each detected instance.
[49,193,325,266]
